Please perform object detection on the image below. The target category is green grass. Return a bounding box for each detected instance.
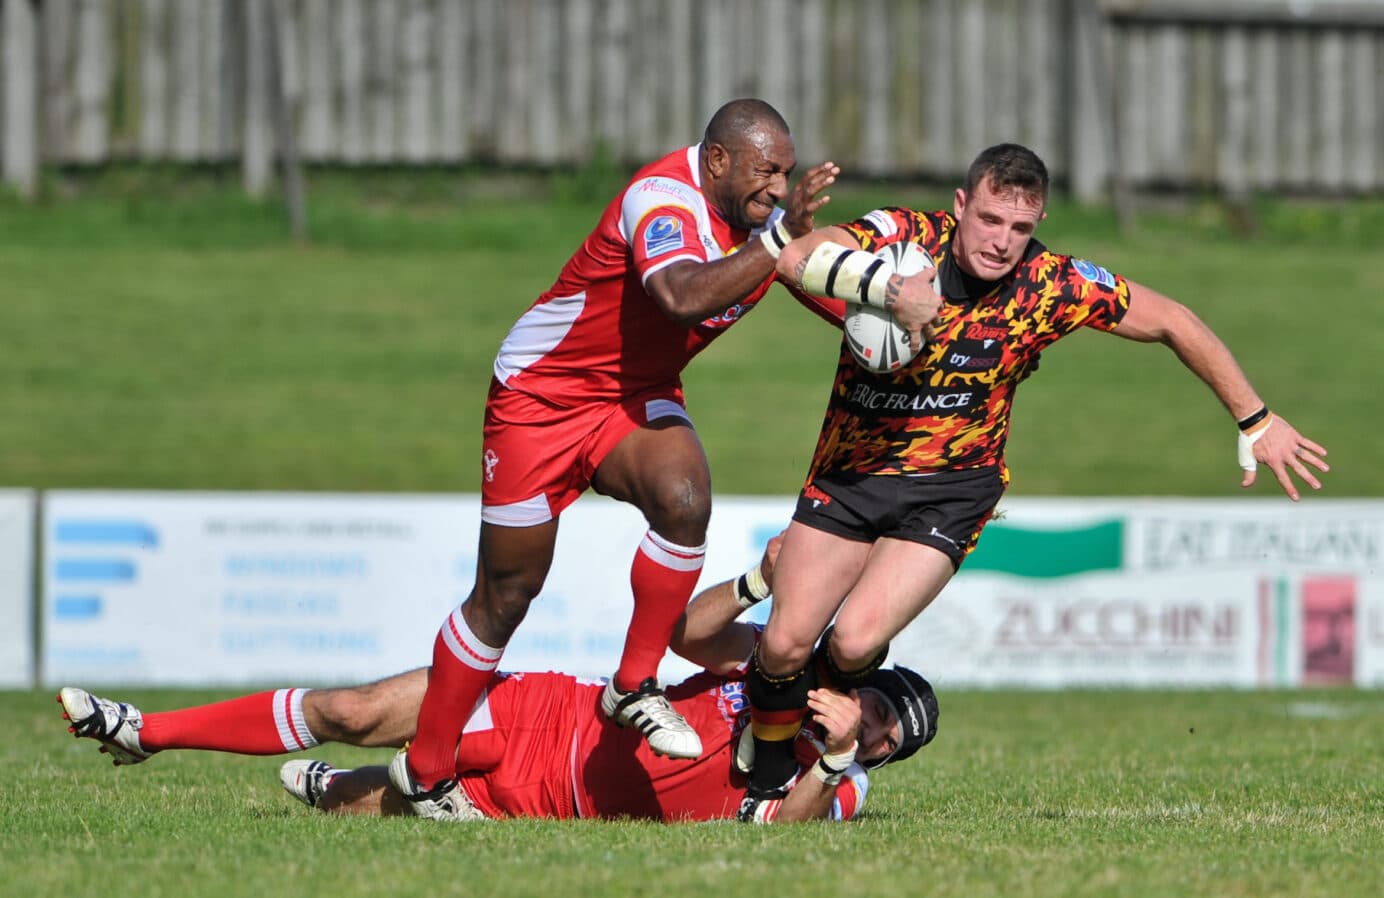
[5,686,1382,897]
[3,173,1381,895]
[2,166,1380,496]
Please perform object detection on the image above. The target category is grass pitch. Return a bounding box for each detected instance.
[6,686,1382,898]
[2,171,1382,895]
[2,168,1380,497]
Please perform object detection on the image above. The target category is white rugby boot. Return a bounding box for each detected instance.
[57,687,154,766]
[386,748,486,822]
[280,759,342,809]
[601,677,703,760]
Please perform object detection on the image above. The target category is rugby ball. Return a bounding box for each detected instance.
[842,242,934,374]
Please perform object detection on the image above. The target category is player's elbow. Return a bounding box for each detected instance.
[1157,299,1217,351]
[662,302,708,328]
[1121,281,1205,346]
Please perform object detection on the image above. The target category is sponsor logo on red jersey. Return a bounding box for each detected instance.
[644,215,683,258]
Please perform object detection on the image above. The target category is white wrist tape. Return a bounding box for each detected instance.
[734,563,772,609]
[800,242,892,308]
[1237,414,1275,472]
[810,743,858,785]
[758,219,792,259]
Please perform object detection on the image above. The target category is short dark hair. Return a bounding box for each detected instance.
[964,143,1049,206]
[703,98,790,149]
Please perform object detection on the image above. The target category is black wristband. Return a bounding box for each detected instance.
[734,573,757,607]
[1237,406,1270,432]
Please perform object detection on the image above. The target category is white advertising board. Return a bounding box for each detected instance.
[901,569,1265,688]
[39,492,1384,689]
[500,495,793,683]
[1358,578,1384,687]
[40,491,792,687]
[43,492,477,686]
[909,499,1384,688]
[0,490,35,688]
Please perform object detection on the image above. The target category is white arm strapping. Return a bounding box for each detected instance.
[758,219,791,260]
[1237,414,1275,472]
[734,563,772,609]
[799,242,892,308]
[810,743,859,785]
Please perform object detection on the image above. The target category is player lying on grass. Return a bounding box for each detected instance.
[58,534,937,823]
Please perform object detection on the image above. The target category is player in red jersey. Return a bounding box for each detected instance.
[282,656,930,824]
[391,98,849,820]
[737,143,1331,803]
[58,535,938,824]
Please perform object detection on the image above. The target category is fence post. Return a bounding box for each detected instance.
[267,0,307,241]
[2,0,40,198]
[242,0,273,197]
[1068,0,1108,203]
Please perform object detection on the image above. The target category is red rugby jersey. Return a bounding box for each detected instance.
[456,667,868,823]
[492,145,842,407]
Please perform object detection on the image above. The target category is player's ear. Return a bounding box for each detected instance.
[953,187,967,218]
[705,142,731,179]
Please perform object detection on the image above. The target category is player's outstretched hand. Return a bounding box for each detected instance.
[781,161,840,238]
[807,688,862,756]
[1240,413,1329,501]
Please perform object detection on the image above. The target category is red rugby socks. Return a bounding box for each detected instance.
[613,530,705,692]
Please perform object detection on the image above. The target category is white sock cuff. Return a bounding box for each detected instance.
[640,530,707,572]
[273,688,320,752]
[441,605,505,671]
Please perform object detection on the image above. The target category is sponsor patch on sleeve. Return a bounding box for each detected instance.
[862,209,900,238]
[1072,258,1116,288]
[643,215,684,259]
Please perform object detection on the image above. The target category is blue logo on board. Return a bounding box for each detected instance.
[51,518,160,621]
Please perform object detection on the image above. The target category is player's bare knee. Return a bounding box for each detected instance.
[759,630,814,675]
[644,476,711,543]
[824,627,885,674]
[475,568,543,612]
[307,687,389,744]
[471,584,536,637]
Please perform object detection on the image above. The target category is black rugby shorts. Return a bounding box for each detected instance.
[792,466,1004,569]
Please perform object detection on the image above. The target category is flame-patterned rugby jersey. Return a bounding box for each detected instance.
[808,207,1131,479]
[492,144,842,407]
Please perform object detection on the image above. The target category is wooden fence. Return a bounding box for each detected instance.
[2,0,1382,200]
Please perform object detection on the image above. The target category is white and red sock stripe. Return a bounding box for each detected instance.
[637,530,706,572]
[272,688,318,752]
[439,605,505,672]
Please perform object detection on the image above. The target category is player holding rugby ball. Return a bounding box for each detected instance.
[739,142,1330,810]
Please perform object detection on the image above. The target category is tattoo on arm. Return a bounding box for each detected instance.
[884,274,903,311]
[793,258,809,287]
